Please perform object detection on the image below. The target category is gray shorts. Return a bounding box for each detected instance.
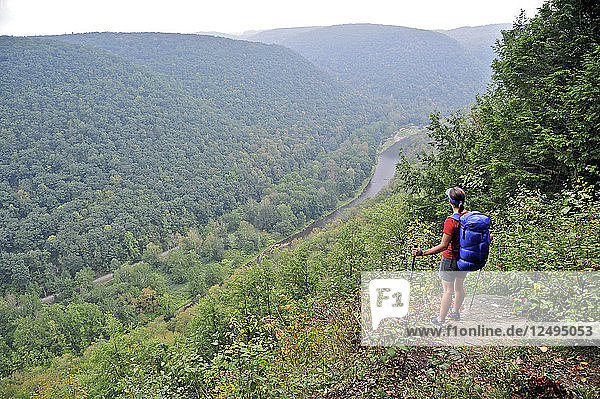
[439,257,468,282]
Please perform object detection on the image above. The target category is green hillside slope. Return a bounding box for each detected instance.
[437,23,512,67]
[44,32,379,133]
[2,168,598,398]
[0,34,395,378]
[0,35,388,297]
[247,23,490,123]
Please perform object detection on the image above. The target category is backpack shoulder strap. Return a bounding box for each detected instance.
[447,213,461,222]
[458,212,471,239]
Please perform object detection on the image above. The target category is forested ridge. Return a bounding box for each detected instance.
[44,32,378,133]
[2,0,600,397]
[436,23,512,73]
[247,24,495,123]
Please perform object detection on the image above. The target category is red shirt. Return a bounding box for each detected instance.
[442,211,468,259]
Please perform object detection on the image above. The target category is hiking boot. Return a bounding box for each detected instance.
[448,307,460,321]
[431,316,445,326]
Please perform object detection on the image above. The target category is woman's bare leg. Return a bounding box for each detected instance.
[439,280,454,321]
[453,277,466,312]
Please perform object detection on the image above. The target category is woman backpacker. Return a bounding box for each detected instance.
[412,187,469,326]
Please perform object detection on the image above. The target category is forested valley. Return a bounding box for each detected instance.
[0,33,393,378]
[1,0,599,397]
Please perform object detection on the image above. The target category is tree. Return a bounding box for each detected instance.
[397,0,600,213]
[124,231,141,262]
[478,0,600,195]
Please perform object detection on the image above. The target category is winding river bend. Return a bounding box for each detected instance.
[278,136,405,246]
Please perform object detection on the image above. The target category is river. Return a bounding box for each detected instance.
[277,136,405,246]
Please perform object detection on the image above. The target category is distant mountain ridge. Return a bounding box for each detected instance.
[48,24,509,124]
[437,23,512,67]
[43,32,379,133]
[224,23,510,122]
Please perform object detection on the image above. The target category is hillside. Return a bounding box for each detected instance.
[3,0,600,396]
[0,35,389,300]
[246,23,491,123]
[437,23,512,69]
[2,154,598,398]
[44,32,379,133]
[0,33,396,378]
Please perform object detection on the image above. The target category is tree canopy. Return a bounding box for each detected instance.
[0,35,389,298]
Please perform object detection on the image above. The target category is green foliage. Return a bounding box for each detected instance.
[477,0,600,195]
[396,111,492,221]
[397,0,600,215]
[48,32,380,133]
[0,34,389,299]
[0,34,392,381]
[3,186,599,397]
[0,33,392,380]
[488,187,600,272]
[483,187,600,322]
[9,302,112,372]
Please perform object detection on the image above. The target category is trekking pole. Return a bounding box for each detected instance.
[469,269,482,310]
[409,243,418,280]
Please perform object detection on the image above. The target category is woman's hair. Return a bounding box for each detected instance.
[448,186,465,213]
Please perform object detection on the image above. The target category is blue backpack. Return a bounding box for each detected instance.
[448,212,491,271]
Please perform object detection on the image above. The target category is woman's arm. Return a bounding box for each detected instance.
[412,233,452,256]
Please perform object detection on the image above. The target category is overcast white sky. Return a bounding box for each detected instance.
[0,0,546,36]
